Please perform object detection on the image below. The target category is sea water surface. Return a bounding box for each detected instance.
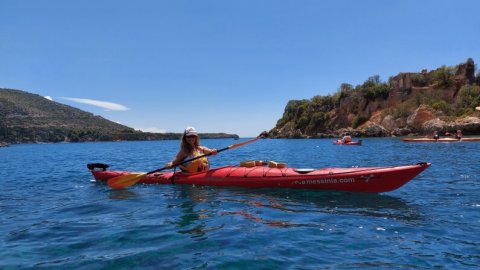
[1,138,479,269]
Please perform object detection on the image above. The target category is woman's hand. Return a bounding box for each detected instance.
[166,162,173,168]
[210,149,217,155]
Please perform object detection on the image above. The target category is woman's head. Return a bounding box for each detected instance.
[184,127,198,137]
[181,126,200,152]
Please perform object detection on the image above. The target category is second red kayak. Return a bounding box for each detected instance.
[89,162,430,193]
[402,137,480,142]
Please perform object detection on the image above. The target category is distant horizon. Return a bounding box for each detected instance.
[1,0,479,137]
[2,56,477,138]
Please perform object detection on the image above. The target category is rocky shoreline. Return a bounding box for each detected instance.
[267,108,480,139]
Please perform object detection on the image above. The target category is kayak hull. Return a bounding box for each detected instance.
[89,162,430,193]
[333,140,362,145]
[402,137,480,142]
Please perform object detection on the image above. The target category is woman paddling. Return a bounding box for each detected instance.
[166,127,217,173]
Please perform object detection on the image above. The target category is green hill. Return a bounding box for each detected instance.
[0,88,237,144]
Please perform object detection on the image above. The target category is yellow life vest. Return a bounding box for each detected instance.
[180,149,209,173]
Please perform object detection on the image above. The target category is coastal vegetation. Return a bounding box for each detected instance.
[269,58,480,138]
[0,89,238,144]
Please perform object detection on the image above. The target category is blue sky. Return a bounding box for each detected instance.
[1,0,479,137]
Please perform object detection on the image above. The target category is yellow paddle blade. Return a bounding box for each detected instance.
[107,173,147,189]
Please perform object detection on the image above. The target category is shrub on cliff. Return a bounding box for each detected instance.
[352,113,369,128]
[332,83,354,105]
[382,102,414,119]
[358,75,390,101]
[276,96,336,133]
[430,99,451,114]
[276,99,310,127]
[307,111,329,133]
[431,65,456,88]
[455,85,480,116]
[411,74,429,87]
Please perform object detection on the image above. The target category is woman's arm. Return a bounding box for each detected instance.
[166,151,187,168]
[200,146,217,155]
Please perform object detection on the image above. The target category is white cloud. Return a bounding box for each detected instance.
[60,97,129,111]
[137,127,167,133]
[44,96,53,101]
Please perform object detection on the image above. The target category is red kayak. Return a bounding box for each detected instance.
[88,162,430,193]
[402,137,480,142]
[333,139,362,145]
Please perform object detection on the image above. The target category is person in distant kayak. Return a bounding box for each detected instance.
[342,133,352,143]
[433,130,440,140]
[455,130,463,140]
[166,127,217,173]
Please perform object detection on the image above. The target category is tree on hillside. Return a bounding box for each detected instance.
[455,85,480,116]
[358,75,390,101]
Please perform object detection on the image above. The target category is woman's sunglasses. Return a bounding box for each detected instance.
[186,135,197,139]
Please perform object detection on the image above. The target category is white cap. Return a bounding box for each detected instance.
[184,126,198,136]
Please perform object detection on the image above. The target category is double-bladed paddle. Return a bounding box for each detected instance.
[107,133,266,189]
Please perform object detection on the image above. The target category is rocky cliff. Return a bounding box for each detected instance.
[269,58,480,138]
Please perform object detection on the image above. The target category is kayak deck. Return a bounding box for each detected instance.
[402,137,480,142]
[89,162,431,193]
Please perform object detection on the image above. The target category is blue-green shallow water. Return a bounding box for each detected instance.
[1,138,479,269]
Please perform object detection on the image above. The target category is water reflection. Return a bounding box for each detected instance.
[220,209,295,228]
[108,189,138,200]
[170,186,224,239]
[167,186,422,229]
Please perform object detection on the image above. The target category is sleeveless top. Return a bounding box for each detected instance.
[180,147,210,173]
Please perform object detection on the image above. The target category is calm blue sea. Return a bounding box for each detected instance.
[1,138,479,269]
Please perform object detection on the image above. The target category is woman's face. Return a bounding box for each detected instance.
[185,135,197,145]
